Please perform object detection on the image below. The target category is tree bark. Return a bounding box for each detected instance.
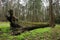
[49,0,55,27]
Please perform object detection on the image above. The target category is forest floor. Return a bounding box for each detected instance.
[0,22,60,40]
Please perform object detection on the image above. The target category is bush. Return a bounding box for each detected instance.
[55,16,60,24]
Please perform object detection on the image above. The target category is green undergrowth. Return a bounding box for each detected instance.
[0,22,60,40]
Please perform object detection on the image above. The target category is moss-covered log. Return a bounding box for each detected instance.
[22,24,49,31]
[5,9,50,35]
[12,24,50,35]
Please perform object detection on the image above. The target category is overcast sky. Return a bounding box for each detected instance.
[20,0,28,6]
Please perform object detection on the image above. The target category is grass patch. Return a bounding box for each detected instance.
[0,22,10,28]
[0,22,60,40]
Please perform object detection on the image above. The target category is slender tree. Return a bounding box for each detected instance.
[49,0,55,27]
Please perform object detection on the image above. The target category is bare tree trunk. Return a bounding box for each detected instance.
[56,0,59,15]
[49,0,55,27]
[49,0,56,40]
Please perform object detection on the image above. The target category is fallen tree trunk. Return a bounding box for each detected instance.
[12,24,50,35]
[22,24,49,31]
[5,9,50,35]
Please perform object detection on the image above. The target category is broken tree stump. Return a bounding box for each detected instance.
[5,9,50,35]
